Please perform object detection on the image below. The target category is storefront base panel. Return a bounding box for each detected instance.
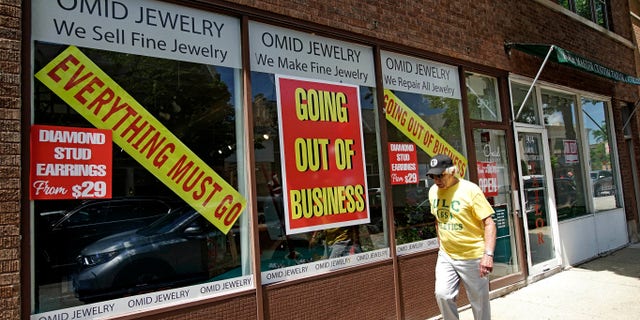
[560,209,629,266]
[594,210,629,253]
[135,292,257,320]
[263,263,396,320]
[397,251,469,320]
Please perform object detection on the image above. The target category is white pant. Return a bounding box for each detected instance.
[434,251,491,320]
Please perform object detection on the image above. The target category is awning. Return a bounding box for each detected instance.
[505,43,640,85]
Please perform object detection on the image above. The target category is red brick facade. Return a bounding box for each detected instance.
[0,0,22,319]
[3,1,640,319]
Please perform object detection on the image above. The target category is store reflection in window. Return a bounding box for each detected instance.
[380,52,465,252]
[466,73,501,122]
[541,90,588,220]
[33,44,249,312]
[384,90,464,248]
[581,97,621,211]
[511,82,541,125]
[250,72,388,282]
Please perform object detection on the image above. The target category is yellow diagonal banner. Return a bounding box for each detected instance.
[383,89,467,177]
[35,46,246,234]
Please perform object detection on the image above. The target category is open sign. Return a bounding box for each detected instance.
[477,161,498,197]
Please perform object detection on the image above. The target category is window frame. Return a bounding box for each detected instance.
[557,0,611,29]
[509,77,623,221]
[30,40,252,317]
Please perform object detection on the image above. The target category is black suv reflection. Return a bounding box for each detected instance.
[73,206,240,302]
[36,197,178,281]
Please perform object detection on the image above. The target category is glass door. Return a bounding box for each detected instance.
[473,129,521,279]
[515,128,562,275]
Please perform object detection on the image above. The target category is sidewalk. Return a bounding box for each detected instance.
[458,243,640,320]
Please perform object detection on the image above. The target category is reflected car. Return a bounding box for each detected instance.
[257,194,315,267]
[591,170,614,197]
[523,176,577,227]
[36,196,179,280]
[73,206,240,302]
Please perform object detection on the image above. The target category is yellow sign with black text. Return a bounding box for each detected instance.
[383,89,467,176]
[35,46,246,234]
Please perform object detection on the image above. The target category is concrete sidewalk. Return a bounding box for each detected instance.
[458,243,640,320]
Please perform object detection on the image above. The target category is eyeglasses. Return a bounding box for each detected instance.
[427,174,444,180]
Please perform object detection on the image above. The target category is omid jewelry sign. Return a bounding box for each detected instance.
[34,46,246,234]
[276,75,369,234]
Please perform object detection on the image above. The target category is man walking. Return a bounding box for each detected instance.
[427,154,497,320]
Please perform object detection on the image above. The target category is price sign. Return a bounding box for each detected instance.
[388,142,419,185]
[71,181,108,198]
[30,125,112,200]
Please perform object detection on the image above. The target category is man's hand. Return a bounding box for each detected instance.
[480,254,493,277]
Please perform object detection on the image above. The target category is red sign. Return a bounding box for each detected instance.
[477,161,498,197]
[563,139,578,164]
[30,125,112,200]
[276,76,369,234]
[388,142,419,185]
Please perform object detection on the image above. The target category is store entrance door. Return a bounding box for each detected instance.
[472,128,524,283]
[515,128,562,276]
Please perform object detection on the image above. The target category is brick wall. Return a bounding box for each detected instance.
[628,14,640,237]
[0,0,22,319]
[225,0,637,100]
[7,1,640,319]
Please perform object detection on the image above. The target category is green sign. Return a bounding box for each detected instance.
[506,43,640,85]
[492,205,511,264]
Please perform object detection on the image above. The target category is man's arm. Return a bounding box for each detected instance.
[479,216,497,277]
[483,216,497,254]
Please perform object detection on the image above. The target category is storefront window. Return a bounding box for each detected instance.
[541,89,588,220]
[31,1,251,318]
[581,97,621,211]
[380,51,465,253]
[511,82,541,125]
[32,44,251,315]
[249,22,388,285]
[466,73,501,122]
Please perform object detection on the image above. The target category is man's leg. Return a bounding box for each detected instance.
[457,259,490,320]
[434,251,460,320]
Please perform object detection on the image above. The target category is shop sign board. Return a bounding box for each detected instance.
[262,248,389,284]
[31,275,253,320]
[276,75,370,234]
[380,50,461,99]
[396,238,439,256]
[32,0,241,68]
[249,21,375,87]
[35,46,246,235]
[388,142,419,185]
[30,125,112,200]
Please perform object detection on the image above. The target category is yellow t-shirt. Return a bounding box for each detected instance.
[429,179,494,260]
